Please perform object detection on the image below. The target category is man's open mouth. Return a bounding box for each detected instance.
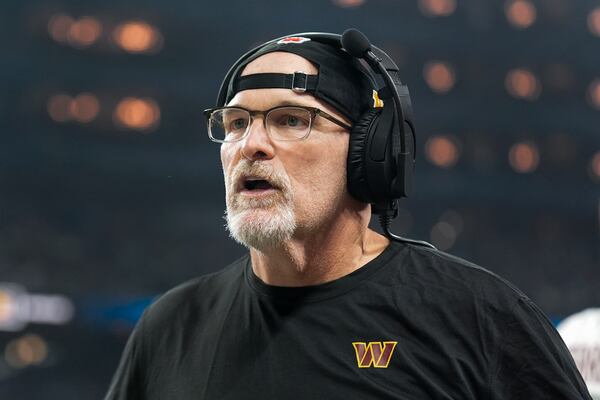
[239,176,279,192]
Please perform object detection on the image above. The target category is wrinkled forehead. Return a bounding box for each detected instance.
[240,51,318,76]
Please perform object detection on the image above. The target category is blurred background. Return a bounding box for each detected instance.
[1,0,599,398]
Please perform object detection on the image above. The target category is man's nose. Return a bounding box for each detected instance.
[240,116,275,161]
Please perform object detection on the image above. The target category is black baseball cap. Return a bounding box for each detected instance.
[224,36,378,123]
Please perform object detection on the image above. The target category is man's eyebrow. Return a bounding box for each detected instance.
[275,100,313,108]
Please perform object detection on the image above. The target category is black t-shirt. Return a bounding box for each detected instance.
[104,241,591,399]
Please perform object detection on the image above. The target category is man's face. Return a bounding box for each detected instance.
[220,52,355,251]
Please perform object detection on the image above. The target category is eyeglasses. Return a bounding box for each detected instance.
[203,105,352,143]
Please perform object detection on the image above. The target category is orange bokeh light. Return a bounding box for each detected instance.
[424,62,456,93]
[425,135,460,168]
[67,17,102,48]
[505,0,536,29]
[48,93,101,123]
[114,97,160,131]
[113,21,163,53]
[48,14,74,43]
[332,0,365,7]
[509,141,539,173]
[590,151,600,180]
[587,79,600,109]
[70,93,100,123]
[0,291,12,321]
[505,68,540,100]
[587,7,600,36]
[418,0,457,17]
[47,94,73,122]
[5,334,48,368]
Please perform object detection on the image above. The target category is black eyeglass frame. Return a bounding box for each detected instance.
[203,105,352,143]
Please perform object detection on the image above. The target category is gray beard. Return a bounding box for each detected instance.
[223,159,296,251]
[224,190,296,251]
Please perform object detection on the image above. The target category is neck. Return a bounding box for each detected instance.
[249,205,390,287]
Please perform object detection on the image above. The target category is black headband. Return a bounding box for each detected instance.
[232,72,319,94]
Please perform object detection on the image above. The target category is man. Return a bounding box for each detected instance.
[104,31,592,399]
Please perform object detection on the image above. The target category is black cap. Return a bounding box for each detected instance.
[225,36,377,123]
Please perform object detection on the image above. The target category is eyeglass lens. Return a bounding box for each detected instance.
[209,107,312,142]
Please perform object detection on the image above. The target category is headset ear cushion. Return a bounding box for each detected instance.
[347,108,382,204]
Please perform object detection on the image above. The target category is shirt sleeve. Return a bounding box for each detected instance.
[103,310,148,400]
[489,296,592,399]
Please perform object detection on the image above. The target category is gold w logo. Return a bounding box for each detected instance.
[352,341,397,368]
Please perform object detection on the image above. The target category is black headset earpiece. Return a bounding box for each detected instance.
[340,28,415,206]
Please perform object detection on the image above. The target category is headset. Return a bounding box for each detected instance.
[215,29,435,249]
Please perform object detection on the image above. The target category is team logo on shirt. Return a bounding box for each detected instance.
[352,341,397,368]
[277,37,311,44]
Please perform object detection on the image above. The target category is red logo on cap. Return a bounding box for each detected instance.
[277,37,311,44]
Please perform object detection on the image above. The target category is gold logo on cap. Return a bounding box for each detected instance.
[372,90,384,108]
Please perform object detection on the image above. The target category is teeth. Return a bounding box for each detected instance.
[245,176,270,183]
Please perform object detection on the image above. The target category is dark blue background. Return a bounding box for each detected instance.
[0,0,598,398]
